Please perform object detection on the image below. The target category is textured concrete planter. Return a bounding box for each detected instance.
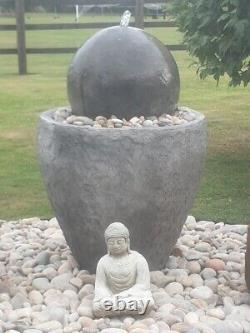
[37,108,206,273]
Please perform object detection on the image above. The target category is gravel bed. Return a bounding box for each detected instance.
[0,216,249,333]
[52,107,197,128]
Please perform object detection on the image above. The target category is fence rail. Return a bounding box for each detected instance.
[0,20,176,31]
[0,0,185,74]
[0,44,186,55]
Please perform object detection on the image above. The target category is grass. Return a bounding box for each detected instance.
[0,14,249,223]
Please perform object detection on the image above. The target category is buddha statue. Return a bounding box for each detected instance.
[93,222,155,317]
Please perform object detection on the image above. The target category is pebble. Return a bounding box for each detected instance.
[206,308,225,320]
[241,321,250,333]
[29,290,43,304]
[54,108,197,129]
[186,249,203,260]
[205,259,226,271]
[171,322,191,332]
[186,261,201,274]
[142,119,154,127]
[0,216,248,332]
[77,273,95,285]
[210,320,243,333]
[195,241,211,252]
[201,268,217,280]
[189,274,203,288]
[35,251,50,265]
[32,277,50,291]
[165,282,184,296]
[44,290,70,308]
[35,320,62,332]
[184,312,199,325]
[101,329,127,333]
[153,291,172,307]
[50,273,74,291]
[79,284,94,299]
[48,306,66,325]
[150,271,168,288]
[190,286,213,301]
[43,267,58,280]
[185,215,197,230]
[70,277,82,289]
[10,292,27,309]
[204,278,218,292]
[77,304,93,318]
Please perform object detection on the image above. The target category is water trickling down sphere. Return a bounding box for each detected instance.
[120,10,131,27]
[67,25,180,119]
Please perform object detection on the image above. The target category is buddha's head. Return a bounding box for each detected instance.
[104,222,130,256]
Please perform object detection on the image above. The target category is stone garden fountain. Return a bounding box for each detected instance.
[37,12,207,273]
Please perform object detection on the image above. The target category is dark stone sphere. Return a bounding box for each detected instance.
[67,26,180,119]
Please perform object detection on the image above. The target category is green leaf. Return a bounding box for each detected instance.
[171,0,250,86]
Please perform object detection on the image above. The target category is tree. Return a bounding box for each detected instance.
[171,0,250,86]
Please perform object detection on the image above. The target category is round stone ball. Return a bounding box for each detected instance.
[67,26,180,119]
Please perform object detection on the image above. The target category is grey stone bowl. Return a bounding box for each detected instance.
[37,108,206,273]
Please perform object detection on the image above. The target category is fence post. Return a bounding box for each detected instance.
[15,0,27,74]
[135,0,144,29]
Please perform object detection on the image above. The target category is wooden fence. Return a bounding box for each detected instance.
[0,0,186,74]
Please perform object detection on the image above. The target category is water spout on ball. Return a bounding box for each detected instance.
[120,10,131,27]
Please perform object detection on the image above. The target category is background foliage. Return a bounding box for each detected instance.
[171,0,250,86]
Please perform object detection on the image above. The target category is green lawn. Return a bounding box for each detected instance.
[0,14,249,223]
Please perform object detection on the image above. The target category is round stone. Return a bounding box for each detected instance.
[185,216,197,230]
[171,322,191,332]
[205,259,226,271]
[195,242,211,252]
[186,261,201,274]
[160,313,181,326]
[47,306,66,325]
[207,308,225,320]
[58,261,73,275]
[186,250,203,260]
[77,304,93,318]
[150,271,168,288]
[204,278,218,292]
[35,251,50,265]
[32,278,50,291]
[79,284,94,299]
[165,282,184,296]
[184,312,199,325]
[50,273,74,291]
[153,291,172,307]
[201,268,217,280]
[43,267,57,280]
[100,329,127,333]
[210,320,243,333]
[189,274,203,288]
[67,26,180,119]
[29,290,43,304]
[190,286,213,301]
[35,321,62,331]
[157,321,170,332]
[186,329,200,333]
[10,292,27,309]
[142,119,154,127]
